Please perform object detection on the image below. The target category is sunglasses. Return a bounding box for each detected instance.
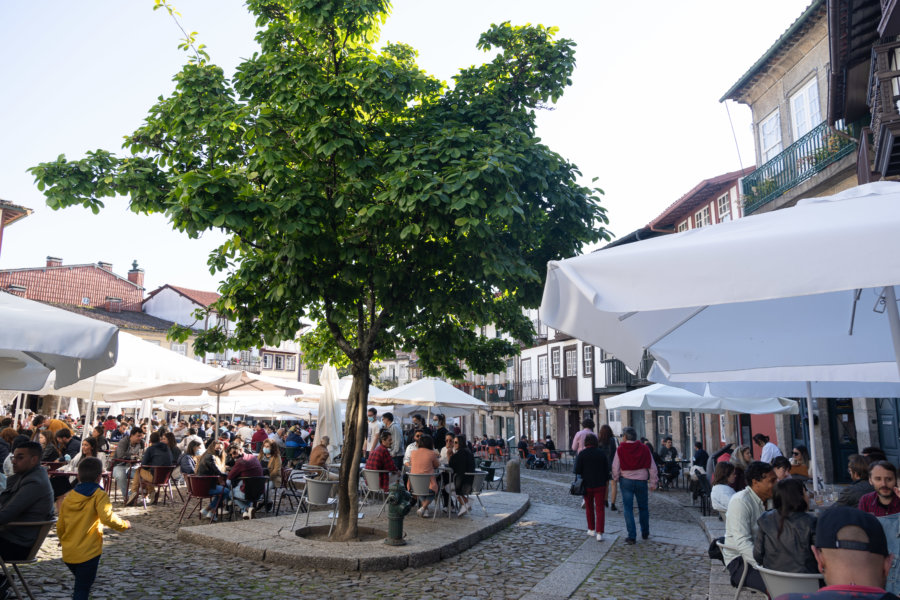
[792,451,800,455]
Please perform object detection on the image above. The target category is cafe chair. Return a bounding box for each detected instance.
[276,469,308,516]
[292,478,338,535]
[756,565,823,597]
[178,475,223,524]
[229,476,270,520]
[715,541,755,600]
[134,465,180,509]
[361,469,391,517]
[464,471,489,516]
[484,464,505,490]
[0,519,57,600]
[407,473,439,520]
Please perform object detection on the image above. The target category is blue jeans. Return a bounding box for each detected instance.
[207,485,230,510]
[619,478,649,541]
[66,554,101,600]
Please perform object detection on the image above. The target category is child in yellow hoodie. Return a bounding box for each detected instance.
[57,457,131,600]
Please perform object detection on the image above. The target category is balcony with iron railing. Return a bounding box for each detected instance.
[868,40,900,177]
[513,379,549,403]
[741,120,859,214]
[471,383,515,404]
[596,352,655,392]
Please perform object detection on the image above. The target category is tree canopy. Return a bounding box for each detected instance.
[30,0,608,538]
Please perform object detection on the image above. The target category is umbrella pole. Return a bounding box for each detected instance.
[885,286,900,378]
[55,396,62,420]
[805,382,819,492]
[86,375,97,429]
[217,393,221,440]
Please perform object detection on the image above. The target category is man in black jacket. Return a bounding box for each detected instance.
[0,441,54,594]
[125,432,173,506]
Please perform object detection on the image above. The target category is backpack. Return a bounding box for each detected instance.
[708,536,725,564]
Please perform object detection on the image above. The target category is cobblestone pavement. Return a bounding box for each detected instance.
[16,467,713,599]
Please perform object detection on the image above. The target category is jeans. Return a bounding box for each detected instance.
[726,557,766,594]
[619,477,649,540]
[65,555,101,600]
[112,465,131,499]
[230,481,251,511]
[583,486,606,533]
[207,485,230,510]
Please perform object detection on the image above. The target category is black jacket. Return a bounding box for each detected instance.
[835,479,874,508]
[141,442,174,467]
[574,447,611,489]
[753,510,817,574]
[0,465,55,547]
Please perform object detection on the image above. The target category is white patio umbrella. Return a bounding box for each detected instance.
[604,383,799,415]
[106,370,314,435]
[138,397,153,422]
[105,402,121,418]
[317,364,343,458]
[540,182,900,490]
[67,396,81,420]
[0,292,118,391]
[369,378,488,411]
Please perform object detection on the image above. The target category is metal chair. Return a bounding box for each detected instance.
[275,469,307,516]
[229,476,270,520]
[484,464,505,490]
[407,472,439,520]
[716,541,752,600]
[464,471,488,516]
[292,478,338,536]
[0,519,57,600]
[178,475,223,524]
[756,565,823,597]
[361,469,391,517]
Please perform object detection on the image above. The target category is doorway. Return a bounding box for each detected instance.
[828,398,858,484]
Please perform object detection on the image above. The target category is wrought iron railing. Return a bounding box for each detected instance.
[472,383,514,403]
[514,379,549,403]
[741,120,859,214]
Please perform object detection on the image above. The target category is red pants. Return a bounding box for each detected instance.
[584,486,606,533]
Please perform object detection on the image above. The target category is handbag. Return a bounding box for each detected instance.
[569,475,585,496]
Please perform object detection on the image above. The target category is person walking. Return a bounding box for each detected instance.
[611,427,657,544]
[575,433,610,541]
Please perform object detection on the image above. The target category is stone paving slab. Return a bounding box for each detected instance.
[177,490,529,571]
[521,534,618,600]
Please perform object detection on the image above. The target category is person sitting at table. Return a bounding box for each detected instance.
[90,426,110,457]
[307,436,338,481]
[791,445,812,478]
[772,456,793,481]
[198,440,229,521]
[179,440,202,476]
[110,427,145,506]
[226,444,265,519]
[711,462,737,514]
[729,445,752,492]
[365,430,399,492]
[38,430,60,462]
[449,434,476,516]
[835,454,874,508]
[56,428,81,460]
[125,431,173,506]
[544,436,556,452]
[403,430,424,469]
[53,437,101,507]
[658,437,679,486]
[409,434,440,518]
[109,423,128,444]
[0,441,54,594]
[722,461,777,594]
[258,438,282,505]
[754,477,818,574]
[440,433,455,465]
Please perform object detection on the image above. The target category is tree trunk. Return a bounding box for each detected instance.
[331,362,370,541]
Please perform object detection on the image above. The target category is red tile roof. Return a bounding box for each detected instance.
[0,263,143,311]
[647,167,757,231]
[144,284,221,308]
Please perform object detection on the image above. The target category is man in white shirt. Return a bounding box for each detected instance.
[178,428,204,452]
[403,431,424,467]
[722,461,777,593]
[235,421,254,442]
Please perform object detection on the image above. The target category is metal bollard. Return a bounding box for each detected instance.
[384,481,414,546]
[506,459,521,493]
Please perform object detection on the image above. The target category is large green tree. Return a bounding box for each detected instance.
[31,0,607,540]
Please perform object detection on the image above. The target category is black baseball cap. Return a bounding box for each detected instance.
[815,506,889,556]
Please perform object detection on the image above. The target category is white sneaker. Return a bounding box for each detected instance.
[458,503,469,517]
[421,509,432,518]
[242,509,251,520]
[200,508,210,518]
[596,533,603,542]
[586,529,595,536]
[248,507,255,519]
[581,499,585,508]
[417,506,425,517]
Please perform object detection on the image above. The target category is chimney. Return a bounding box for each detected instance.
[46,256,62,267]
[97,261,112,271]
[127,260,144,288]
[105,297,123,313]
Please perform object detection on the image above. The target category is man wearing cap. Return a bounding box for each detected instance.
[722,461,777,594]
[858,460,900,517]
[776,506,894,599]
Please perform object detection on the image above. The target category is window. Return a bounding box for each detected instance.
[285,356,296,371]
[537,355,549,397]
[760,110,782,162]
[239,350,252,363]
[169,342,187,356]
[717,192,731,222]
[506,359,515,384]
[262,353,273,369]
[521,358,532,381]
[583,345,592,376]
[694,205,710,228]
[551,348,561,377]
[564,347,577,377]
[790,77,820,141]
[607,409,623,436]
[275,355,285,370]
[677,221,688,232]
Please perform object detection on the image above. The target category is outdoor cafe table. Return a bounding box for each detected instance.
[48,469,113,492]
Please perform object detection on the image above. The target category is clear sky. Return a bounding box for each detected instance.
[0,0,813,293]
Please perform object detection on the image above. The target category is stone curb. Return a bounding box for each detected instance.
[177,491,530,571]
